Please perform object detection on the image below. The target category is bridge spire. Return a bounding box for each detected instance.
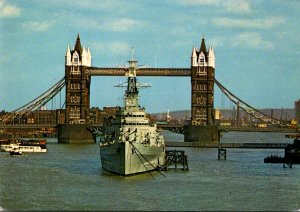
[74,33,82,55]
[191,46,197,67]
[200,35,207,54]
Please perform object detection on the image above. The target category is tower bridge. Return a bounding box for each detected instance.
[59,34,218,143]
[1,34,290,143]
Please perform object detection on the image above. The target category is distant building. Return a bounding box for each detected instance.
[219,119,231,127]
[25,110,57,125]
[295,99,300,127]
[103,106,121,118]
[215,108,220,120]
[90,107,111,125]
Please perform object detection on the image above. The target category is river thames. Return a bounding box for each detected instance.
[0,131,299,211]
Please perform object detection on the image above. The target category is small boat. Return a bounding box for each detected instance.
[1,139,47,153]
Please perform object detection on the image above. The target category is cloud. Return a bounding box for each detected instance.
[92,41,131,55]
[223,0,251,13]
[176,0,251,13]
[209,36,226,48]
[109,42,131,54]
[170,26,191,37]
[22,21,52,31]
[99,18,143,32]
[68,16,143,32]
[210,32,274,50]
[231,32,274,49]
[56,0,132,12]
[212,16,285,29]
[177,0,219,6]
[0,4,21,18]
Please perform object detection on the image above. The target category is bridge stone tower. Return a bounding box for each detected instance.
[57,34,94,143]
[65,34,92,124]
[184,36,219,143]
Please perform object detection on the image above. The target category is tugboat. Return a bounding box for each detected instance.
[99,56,165,176]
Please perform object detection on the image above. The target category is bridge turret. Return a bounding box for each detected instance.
[81,46,92,67]
[207,46,215,69]
[87,47,92,66]
[82,46,87,65]
[65,45,71,66]
[191,46,197,67]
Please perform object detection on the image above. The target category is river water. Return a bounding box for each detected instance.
[0,131,299,211]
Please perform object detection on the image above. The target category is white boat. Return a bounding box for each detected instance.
[1,139,47,153]
[99,58,165,176]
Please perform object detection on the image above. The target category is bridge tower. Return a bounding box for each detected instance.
[58,34,94,143]
[184,36,219,143]
[64,34,92,124]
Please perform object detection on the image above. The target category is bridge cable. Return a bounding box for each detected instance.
[3,77,65,122]
[214,78,286,126]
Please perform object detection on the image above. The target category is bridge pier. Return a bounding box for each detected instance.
[57,124,95,144]
[184,125,220,143]
[218,148,227,160]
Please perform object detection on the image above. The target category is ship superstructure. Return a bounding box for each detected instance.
[99,57,165,176]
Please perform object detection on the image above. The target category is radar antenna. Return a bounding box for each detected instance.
[114,48,151,88]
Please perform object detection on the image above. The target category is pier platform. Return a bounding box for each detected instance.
[162,150,189,171]
[165,141,289,149]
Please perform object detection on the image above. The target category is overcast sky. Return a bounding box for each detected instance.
[1,0,299,113]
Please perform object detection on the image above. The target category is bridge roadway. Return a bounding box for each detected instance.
[157,124,299,133]
[0,124,57,129]
[86,67,191,76]
[219,126,299,133]
[0,123,298,133]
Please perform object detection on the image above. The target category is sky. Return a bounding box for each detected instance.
[0,0,300,114]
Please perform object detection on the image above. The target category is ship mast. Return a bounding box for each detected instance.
[124,47,139,109]
[114,47,151,109]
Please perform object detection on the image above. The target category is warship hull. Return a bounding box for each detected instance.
[100,142,165,176]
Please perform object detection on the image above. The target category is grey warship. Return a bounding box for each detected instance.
[99,58,165,176]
